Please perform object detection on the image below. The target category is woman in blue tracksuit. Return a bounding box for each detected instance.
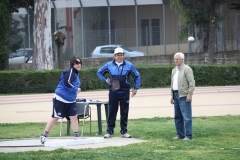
[97,48,141,138]
[40,56,82,144]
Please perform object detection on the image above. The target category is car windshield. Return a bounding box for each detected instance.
[9,51,24,58]
[9,49,33,58]
[119,45,133,52]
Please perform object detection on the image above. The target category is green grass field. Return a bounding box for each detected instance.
[0,115,239,160]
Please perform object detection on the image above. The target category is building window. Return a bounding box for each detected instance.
[141,19,149,46]
[152,19,160,45]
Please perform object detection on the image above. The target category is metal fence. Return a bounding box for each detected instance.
[10,8,240,61]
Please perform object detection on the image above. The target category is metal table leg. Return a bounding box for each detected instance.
[67,120,71,136]
[96,103,102,135]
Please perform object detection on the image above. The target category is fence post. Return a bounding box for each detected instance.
[115,29,117,44]
[146,27,148,55]
[236,14,240,51]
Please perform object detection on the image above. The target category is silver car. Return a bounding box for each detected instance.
[91,45,146,58]
[9,48,33,64]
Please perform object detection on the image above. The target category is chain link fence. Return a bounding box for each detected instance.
[9,7,240,62]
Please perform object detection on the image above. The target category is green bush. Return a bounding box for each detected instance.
[0,65,240,94]
[192,65,240,86]
[0,70,61,93]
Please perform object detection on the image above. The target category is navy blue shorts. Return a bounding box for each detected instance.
[51,98,77,118]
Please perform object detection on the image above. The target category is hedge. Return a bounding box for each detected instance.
[0,65,240,94]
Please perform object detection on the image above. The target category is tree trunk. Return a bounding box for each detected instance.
[194,24,204,53]
[33,0,53,70]
[208,0,216,65]
[203,23,209,52]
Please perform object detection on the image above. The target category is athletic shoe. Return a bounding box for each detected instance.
[103,133,112,138]
[182,137,191,140]
[40,135,46,144]
[74,136,81,140]
[172,136,183,140]
[121,133,131,138]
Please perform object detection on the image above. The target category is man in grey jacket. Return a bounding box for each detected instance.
[170,52,195,140]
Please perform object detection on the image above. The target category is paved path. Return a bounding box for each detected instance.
[0,137,147,153]
[0,86,240,123]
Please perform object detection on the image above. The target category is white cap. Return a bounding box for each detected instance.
[114,48,124,54]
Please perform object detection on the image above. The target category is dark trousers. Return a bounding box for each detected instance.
[107,90,130,134]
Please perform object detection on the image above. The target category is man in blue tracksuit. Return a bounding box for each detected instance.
[97,48,141,138]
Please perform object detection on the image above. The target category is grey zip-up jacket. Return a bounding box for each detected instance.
[171,63,195,98]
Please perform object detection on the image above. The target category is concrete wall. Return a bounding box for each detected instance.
[8,51,240,70]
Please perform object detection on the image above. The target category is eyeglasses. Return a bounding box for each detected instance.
[75,61,81,65]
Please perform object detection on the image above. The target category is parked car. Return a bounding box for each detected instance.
[27,56,32,63]
[9,48,33,64]
[91,45,146,58]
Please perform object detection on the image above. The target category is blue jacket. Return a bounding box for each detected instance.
[55,67,81,101]
[97,60,140,91]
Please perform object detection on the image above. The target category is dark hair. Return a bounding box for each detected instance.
[70,56,82,67]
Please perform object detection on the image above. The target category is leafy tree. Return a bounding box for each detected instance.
[9,15,24,52]
[171,0,231,64]
[0,1,10,70]
[171,0,218,53]
[19,8,34,49]
[9,0,33,13]
[8,1,34,53]
[9,0,34,51]
[0,0,33,70]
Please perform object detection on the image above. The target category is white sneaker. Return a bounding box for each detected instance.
[103,133,112,138]
[121,133,131,138]
[74,136,81,140]
[40,135,46,144]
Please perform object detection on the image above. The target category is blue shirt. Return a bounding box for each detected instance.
[97,60,140,91]
[55,67,80,101]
